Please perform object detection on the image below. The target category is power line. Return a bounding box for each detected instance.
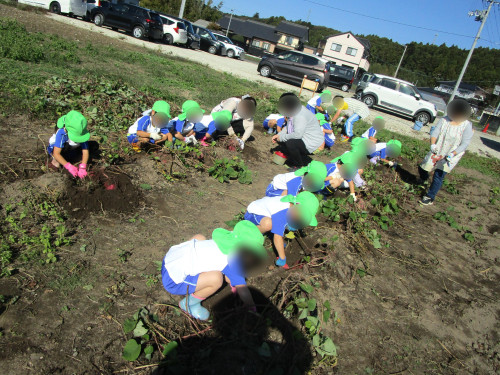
[302,0,498,44]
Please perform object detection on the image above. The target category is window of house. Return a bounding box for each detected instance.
[252,39,261,47]
[380,79,397,90]
[285,36,294,45]
[262,42,270,50]
[330,43,342,52]
[346,47,357,56]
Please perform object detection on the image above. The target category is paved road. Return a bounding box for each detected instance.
[46,14,500,159]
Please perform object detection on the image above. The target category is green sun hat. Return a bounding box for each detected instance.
[315,113,326,124]
[320,90,332,102]
[387,139,402,157]
[178,100,205,121]
[152,100,171,118]
[212,110,232,126]
[212,220,265,256]
[281,191,319,227]
[56,110,90,143]
[373,116,385,128]
[351,137,373,155]
[340,151,360,172]
[295,161,327,192]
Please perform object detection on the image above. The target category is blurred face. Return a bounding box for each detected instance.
[302,174,323,192]
[287,206,307,231]
[234,247,263,271]
[278,95,301,117]
[326,105,336,114]
[333,97,344,109]
[237,100,256,119]
[320,92,332,103]
[373,118,385,130]
[214,119,230,131]
[447,100,471,123]
[339,164,357,180]
[386,146,401,158]
[152,112,170,128]
[186,108,204,123]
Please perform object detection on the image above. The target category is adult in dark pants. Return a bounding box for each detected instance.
[418,98,473,206]
[272,93,324,170]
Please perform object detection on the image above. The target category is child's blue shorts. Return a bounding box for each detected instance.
[161,259,199,295]
[324,136,335,148]
[265,183,285,197]
[263,119,270,130]
[244,211,266,226]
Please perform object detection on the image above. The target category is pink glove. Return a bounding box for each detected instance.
[77,163,87,179]
[64,163,78,177]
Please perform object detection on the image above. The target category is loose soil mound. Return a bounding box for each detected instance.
[59,169,141,219]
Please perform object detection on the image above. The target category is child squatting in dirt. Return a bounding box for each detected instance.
[127,100,173,147]
[265,160,327,197]
[244,191,319,269]
[47,110,91,179]
[161,220,266,320]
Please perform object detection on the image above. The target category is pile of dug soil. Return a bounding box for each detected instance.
[59,169,141,219]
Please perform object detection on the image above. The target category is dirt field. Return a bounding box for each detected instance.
[0,5,499,375]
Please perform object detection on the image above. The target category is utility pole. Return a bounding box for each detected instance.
[448,0,497,103]
[178,0,186,19]
[226,9,234,37]
[394,44,407,78]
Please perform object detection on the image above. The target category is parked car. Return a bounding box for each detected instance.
[159,14,188,45]
[91,2,163,40]
[165,15,200,49]
[257,51,331,91]
[328,65,355,92]
[192,25,225,54]
[359,74,437,124]
[212,33,245,59]
[19,0,88,18]
[354,72,375,99]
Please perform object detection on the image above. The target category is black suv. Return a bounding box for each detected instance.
[257,51,331,91]
[192,25,225,54]
[91,2,163,40]
[166,15,201,49]
[328,65,355,92]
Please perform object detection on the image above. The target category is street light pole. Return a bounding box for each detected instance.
[394,44,407,78]
[226,9,234,37]
[179,0,186,19]
[448,0,497,103]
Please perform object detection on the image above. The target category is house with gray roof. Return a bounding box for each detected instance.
[218,16,309,56]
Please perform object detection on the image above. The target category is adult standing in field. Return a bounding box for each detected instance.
[418,98,473,206]
[211,95,257,150]
[272,93,324,170]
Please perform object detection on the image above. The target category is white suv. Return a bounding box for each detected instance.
[360,74,437,124]
[213,33,245,59]
[159,14,188,45]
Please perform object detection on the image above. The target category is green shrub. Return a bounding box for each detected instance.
[0,18,45,62]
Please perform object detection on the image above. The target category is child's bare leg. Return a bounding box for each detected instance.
[317,142,325,151]
[257,217,272,234]
[190,234,206,241]
[193,271,223,298]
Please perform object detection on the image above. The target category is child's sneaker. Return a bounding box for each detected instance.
[179,294,210,320]
[340,136,349,143]
[267,128,275,135]
[419,196,433,206]
[275,257,289,269]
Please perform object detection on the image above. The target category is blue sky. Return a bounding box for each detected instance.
[219,0,500,49]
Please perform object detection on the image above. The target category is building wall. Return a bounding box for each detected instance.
[303,46,317,55]
[321,33,365,67]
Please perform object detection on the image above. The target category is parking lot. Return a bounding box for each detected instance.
[46,13,500,159]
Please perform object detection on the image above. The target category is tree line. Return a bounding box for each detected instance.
[138,1,499,90]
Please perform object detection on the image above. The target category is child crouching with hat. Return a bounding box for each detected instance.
[161,221,265,320]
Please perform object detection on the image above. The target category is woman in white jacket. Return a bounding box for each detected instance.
[211,95,257,149]
[419,99,473,206]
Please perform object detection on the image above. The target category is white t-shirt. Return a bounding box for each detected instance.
[247,196,290,217]
[271,172,297,190]
[266,114,284,121]
[128,116,160,136]
[198,115,213,128]
[375,142,386,152]
[307,95,322,108]
[163,239,230,284]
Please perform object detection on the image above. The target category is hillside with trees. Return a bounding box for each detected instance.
[139,1,499,90]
